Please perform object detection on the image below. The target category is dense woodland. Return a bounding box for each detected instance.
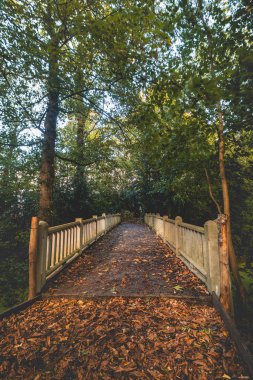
[0,0,252,330]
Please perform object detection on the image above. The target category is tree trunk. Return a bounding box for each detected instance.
[218,213,233,313]
[75,116,85,181]
[218,103,246,303]
[38,90,59,224]
[38,30,59,224]
[73,114,89,216]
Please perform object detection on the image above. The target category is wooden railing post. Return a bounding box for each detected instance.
[163,215,168,242]
[102,213,106,233]
[217,214,232,313]
[92,215,98,239]
[204,220,221,297]
[29,217,39,299]
[175,216,182,256]
[36,220,48,294]
[75,218,83,251]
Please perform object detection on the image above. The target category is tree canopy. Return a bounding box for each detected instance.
[0,0,252,310]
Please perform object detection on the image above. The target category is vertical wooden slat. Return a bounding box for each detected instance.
[83,224,86,245]
[65,229,68,258]
[47,234,52,270]
[52,233,57,267]
[72,227,75,252]
[61,230,64,261]
[56,232,60,264]
[70,227,73,253]
[69,228,72,254]
[67,228,70,256]
[77,225,79,250]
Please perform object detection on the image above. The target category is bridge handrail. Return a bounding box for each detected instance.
[48,221,79,234]
[29,213,121,297]
[144,213,220,296]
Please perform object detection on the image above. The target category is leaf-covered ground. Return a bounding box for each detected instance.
[46,223,209,298]
[0,224,248,379]
[0,298,246,379]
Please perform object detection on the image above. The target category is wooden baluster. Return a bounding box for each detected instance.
[47,234,52,270]
[61,230,65,261]
[65,229,68,258]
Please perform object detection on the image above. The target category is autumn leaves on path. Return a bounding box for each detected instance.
[46,223,209,298]
[0,223,247,379]
[0,298,246,379]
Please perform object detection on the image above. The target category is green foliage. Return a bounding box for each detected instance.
[0,0,252,311]
[0,255,28,310]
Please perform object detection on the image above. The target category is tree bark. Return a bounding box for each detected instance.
[218,103,246,303]
[38,30,59,224]
[75,116,85,181]
[72,114,89,216]
[38,91,59,223]
[218,213,232,313]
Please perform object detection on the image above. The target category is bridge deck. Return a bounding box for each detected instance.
[45,223,208,298]
[0,223,247,379]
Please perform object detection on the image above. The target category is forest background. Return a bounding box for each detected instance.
[0,0,252,343]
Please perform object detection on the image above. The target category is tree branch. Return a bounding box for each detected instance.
[55,152,96,167]
[204,168,222,214]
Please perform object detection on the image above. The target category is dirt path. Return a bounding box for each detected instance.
[46,223,209,298]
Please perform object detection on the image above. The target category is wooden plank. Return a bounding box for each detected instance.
[66,228,69,257]
[82,217,95,225]
[212,292,253,378]
[47,234,52,270]
[179,221,204,233]
[61,230,64,260]
[56,231,61,264]
[0,295,41,321]
[52,232,57,267]
[48,221,79,233]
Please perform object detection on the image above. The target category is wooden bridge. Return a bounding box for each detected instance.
[0,214,252,379]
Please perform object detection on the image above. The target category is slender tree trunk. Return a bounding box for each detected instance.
[218,213,232,313]
[218,103,246,303]
[196,0,246,305]
[75,116,85,181]
[38,91,59,223]
[73,115,89,216]
[38,31,59,224]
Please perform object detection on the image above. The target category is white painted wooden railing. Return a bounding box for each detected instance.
[144,213,220,295]
[33,213,121,294]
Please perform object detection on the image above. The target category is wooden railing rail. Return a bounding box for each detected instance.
[29,213,121,298]
[144,213,221,296]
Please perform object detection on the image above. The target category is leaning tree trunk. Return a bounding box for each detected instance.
[38,33,59,224]
[218,103,246,303]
